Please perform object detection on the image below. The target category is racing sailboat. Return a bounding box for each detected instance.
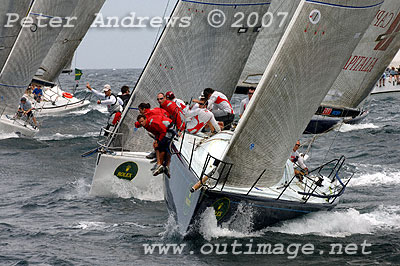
[25,0,106,115]
[164,0,382,234]
[0,0,77,137]
[89,0,272,198]
[305,0,400,134]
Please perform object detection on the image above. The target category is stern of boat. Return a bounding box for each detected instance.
[89,152,164,200]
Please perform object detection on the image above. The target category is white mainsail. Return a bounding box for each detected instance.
[237,0,301,89]
[0,1,33,72]
[0,0,77,114]
[115,0,272,151]
[323,0,400,109]
[222,0,383,188]
[37,0,105,83]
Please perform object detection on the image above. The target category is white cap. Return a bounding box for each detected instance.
[103,84,111,92]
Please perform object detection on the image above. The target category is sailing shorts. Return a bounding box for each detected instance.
[156,129,176,153]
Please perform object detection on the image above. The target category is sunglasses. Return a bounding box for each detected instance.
[157,97,164,100]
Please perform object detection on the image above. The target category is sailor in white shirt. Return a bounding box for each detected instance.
[239,88,255,118]
[290,140,308,180]
[86,83,123,127]
[185,101,221,134]
[194,88,234,129]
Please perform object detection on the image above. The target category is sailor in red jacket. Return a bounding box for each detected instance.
[136,114,174,176]
[138,102,169,118]
[157,93,186,132]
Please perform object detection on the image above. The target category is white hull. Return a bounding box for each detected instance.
[0,115,39,137]
[26,86,90,115]
[89,151,164,200]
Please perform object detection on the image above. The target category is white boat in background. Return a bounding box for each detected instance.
[24,0,105,116]
[0,114,39,137]
[0,0,77,137]
[24,85,90,115]
[371,82,400,94]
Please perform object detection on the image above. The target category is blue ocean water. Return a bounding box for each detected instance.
[0,69,399,265]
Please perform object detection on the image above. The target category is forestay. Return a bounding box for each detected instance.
[38,0,105,83]
[237,0,301,89]
[0,1,33,72]
[114,0,272,152]
[323,0,400,109]
[222,0,382,188]
[0,0,77,114]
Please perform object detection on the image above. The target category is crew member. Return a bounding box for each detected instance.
[138,103,168,118]
[239,88,255,118]
[157,93,185,132]
[195,88,234,129]
[137,102,169,160]
[185,100,220,134]
[118,85,131,108]
[32,85,43,103]
[165,91,187,112]
[17,97,38,128]
[290,140,308,180]
[87,83,123,136]
[136,114,175,176]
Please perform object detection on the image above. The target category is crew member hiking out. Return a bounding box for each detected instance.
[137,102,170,160]
[135,114,175,176]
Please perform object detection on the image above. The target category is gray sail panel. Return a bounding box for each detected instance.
[118,0,272,152]
[237,0,301,89]
[223,0,382,188]
[0,0,33,72]
[0,0,77,114]
[323,0,400,109]
[38,0,105,82]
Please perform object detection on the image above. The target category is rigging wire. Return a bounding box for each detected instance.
[152,0,172,49]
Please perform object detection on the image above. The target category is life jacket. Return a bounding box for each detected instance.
[107,93,122,114]
[144,108,169,118]
[118,94,130,107]
[144,115,172,141]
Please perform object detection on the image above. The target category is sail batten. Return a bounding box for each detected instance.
[114,0,272,152]
[323,0,400,109]
[0,0,77,114]
[222,0,382,188]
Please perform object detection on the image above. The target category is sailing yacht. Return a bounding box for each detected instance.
[305,0,400,134]
[164,0,382,234]
[89,0,273,198]
[0,0,78,136]
[24,0,106,115]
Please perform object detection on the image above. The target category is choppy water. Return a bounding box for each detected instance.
[0,69,399,265]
